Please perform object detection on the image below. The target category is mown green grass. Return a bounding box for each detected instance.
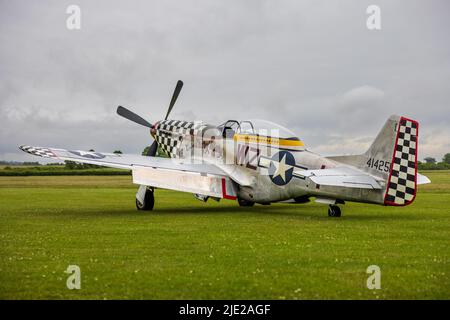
[0,165,130,176]
[0,171,449,299]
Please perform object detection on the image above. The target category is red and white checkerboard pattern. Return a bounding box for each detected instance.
[384,117,418,206]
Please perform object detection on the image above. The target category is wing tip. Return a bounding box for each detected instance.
[18,145,57,158]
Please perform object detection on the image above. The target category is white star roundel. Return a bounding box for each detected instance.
[268,151,295,185]
[69,150,106,159]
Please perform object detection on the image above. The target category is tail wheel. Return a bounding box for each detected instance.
[238,198,255,207]
[136,189,154,211]
[328,205,341,217]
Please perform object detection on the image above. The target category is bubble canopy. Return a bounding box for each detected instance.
[218,119,300,140]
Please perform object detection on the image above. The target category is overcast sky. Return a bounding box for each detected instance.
[1,0,449,162]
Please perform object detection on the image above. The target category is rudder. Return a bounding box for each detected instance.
[384,117,419,206]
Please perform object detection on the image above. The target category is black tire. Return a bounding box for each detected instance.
[238,198,255,207]
[293,195,310,204]
[328,205,341,217]
[136,190,154,211]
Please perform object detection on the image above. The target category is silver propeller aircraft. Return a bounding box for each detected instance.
[20,80,430,217]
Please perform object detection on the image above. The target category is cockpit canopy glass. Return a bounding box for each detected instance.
[218,119,299,140]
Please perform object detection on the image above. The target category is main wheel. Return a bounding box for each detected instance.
[328,205,341,217]
[238,198,255,207]
[136,189,154,211]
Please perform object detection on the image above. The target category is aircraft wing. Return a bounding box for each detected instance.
[417,173,431,185]
[293,166,382,189]
[19,145,237,199]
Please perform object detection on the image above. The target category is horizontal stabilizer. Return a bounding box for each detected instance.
[417,173,431,185]
[294,167,382,190]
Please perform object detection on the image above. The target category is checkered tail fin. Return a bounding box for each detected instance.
[377,116,419,206]
[327,115,420,206]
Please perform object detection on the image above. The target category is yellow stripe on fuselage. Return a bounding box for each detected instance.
[233,134,305,147]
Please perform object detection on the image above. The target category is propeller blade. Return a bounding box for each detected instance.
[164,80,183,120]
[146,141,158,157]
[117,106,152,128]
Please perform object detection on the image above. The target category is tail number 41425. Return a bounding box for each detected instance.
[367,158,390,173]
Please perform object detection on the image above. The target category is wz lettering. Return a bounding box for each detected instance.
[236,145,260,170]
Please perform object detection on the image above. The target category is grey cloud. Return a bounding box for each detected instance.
[1,0,449,162]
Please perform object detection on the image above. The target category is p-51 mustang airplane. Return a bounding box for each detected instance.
[20,80,430,217]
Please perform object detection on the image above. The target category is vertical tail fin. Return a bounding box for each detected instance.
[382,116,419,206]
[327,115,419,206]
[364,115,419,205]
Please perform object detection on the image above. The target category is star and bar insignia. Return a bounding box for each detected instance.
[258,151,307,186]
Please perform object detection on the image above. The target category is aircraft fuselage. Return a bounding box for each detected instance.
[151,119,386,204]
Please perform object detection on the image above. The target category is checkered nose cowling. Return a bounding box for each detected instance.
[154,120,207,158]
[384,117,419,206]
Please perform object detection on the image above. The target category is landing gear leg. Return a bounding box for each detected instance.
[238,198,255,207]
[136,187,155,211]
[328,205,341,217]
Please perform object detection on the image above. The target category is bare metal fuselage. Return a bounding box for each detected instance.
[152,120,385,205]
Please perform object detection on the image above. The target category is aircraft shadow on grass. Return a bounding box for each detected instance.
[41,204,423,222]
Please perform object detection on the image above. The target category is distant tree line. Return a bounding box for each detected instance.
[418,153,450,170]
[0,161,41,166]
[141,145,169,158]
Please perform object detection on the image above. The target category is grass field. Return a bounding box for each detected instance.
[0,165,130,176]
[0,171,449,299]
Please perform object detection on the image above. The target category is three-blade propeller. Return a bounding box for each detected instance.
[165,80,183,120]
[116,80,184,157]
[116,106,153,128]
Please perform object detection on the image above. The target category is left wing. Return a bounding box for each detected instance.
[19,145,237,199]
[294,166,382,189]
